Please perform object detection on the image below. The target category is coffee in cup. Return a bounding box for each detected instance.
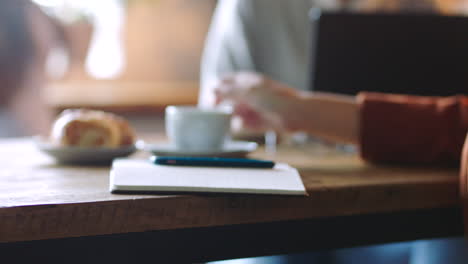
[165,106,232,152]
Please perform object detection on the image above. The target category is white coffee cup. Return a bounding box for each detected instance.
[165,106,232,152]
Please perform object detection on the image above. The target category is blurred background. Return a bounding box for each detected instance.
[39,0,215,108]
[4,0,468,136]
[35,0,215,110]
[4,0,216,135]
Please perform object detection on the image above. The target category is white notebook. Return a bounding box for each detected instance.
[110,159,307,196]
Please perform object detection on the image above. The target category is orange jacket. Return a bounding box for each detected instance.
[357,92,468,233]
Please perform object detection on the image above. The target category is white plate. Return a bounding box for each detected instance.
[138,140,258,158]
[35,138,137,165]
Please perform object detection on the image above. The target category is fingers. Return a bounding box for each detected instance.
[214,72,264,105]
[214,76,239,105]
[233,102,286,132]
[211,72,289,132]
[234,103,266,129]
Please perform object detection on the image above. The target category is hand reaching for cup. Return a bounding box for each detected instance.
[213,71,360,144]
[214,72,303,133]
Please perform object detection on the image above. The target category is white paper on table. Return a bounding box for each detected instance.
[110,159,307,196]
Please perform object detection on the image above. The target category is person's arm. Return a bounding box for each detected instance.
[286,91,360,144]
[357,93,468,164]
[216,73,468,164]
[295,92,468,164]
[214,72,361,141]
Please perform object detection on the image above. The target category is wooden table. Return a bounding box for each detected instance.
[0,138,463,263]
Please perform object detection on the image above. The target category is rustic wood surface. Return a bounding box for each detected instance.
[0,137,460,243]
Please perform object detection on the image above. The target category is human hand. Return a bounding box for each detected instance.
[214,72,302,133]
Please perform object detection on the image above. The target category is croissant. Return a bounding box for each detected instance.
[50,109,136,148]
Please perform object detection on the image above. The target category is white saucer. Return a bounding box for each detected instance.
[35,137,137,165]
[138,140,258,158]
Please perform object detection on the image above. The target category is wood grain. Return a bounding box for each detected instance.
[0,138,460,243]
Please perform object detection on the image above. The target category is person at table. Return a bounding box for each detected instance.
[201,1,467,263]
[213,71,468,264]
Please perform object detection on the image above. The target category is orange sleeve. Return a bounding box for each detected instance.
[357,93,468,165]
